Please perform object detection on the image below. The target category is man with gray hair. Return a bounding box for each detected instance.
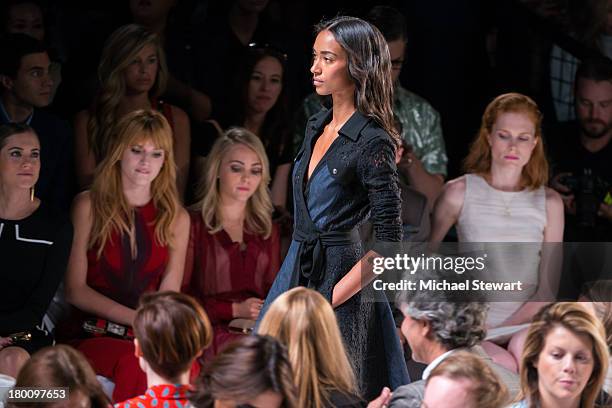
[388,296,520,407]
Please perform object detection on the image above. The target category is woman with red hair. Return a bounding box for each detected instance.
[431,93,565,373]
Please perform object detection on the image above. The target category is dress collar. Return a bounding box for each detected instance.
[307,109,371,142]
[216,227,257,249]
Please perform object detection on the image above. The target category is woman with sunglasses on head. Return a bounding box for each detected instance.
[0,123,72,378]
[189,335,298,408]
[258,16,408,399]
[62,110,189,402]
[74,24,191,201]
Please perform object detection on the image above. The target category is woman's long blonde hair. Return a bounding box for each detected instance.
[193,127,273,238]
[89,110,179,259]
[88,24,168,162]
[519,302,609,408]
[463,93,548,189]
[258,287,359,408]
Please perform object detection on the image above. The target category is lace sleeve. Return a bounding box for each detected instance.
[358,135,402,243]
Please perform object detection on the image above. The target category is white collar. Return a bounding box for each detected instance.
[422,349,455,381]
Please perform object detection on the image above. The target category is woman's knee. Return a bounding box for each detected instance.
[508,329,529,368]
[481,340,518,373]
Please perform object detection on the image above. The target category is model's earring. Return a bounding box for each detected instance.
[30,186,35,202]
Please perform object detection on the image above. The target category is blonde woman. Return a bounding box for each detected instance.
[74,23,190,199]
[258,287,362,408]
[510,302,609,408]
[183,127,280,359]
[62,109,189,402]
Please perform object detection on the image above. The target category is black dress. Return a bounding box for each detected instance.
[0,202,73,353]
[259,109,410,399]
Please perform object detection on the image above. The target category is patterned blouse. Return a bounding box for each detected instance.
[114,384,190,408]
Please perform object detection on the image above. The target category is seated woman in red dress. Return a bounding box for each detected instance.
[183,127,280,359]
[62,110,189,402]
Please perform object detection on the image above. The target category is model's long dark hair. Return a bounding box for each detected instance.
[315,16,399,146]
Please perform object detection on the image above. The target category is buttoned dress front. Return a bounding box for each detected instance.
[259,108,410,398]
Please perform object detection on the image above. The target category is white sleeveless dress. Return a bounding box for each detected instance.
[457,174,546,341]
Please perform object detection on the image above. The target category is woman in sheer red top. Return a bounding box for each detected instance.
[184,127,280,359]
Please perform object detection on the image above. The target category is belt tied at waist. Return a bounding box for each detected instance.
[293,227,361,285]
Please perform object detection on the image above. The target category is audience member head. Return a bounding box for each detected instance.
[0,123,39,194]
[242,46,287,116]
[398,297,487,364]
[232,0,270,15]
[190,335,298,408]
[312,16,399,145]
[9,345,110,408]
[227,44,291,163]
[464,92,547,189]
[519,302,609,408]
[89,23,168,160]
[129,0,175,28]
[98,23,167,99]
[0,33,51,108]
[194,127,273,238]
[422,351,509,408]
[89,109,179,258]
[258,287,358,408]
[574,57,612,143]
[133,291,212,382]
[2,0,44,41]
[365,5,407,83]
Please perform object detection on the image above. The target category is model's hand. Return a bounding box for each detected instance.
[233,298,264,320]
[397,143,419,175]
[367,387,392,408]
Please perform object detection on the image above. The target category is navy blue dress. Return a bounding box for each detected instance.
[260,109,410,399]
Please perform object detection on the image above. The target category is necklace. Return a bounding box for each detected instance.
[499,192,515,217]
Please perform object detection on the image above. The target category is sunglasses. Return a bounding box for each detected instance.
[248,42,288,62]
